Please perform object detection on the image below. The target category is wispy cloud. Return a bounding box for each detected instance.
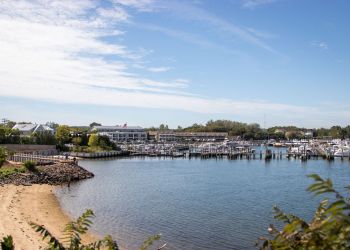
[0,0,344,126]
[147,67,172,73]
[241,0,278,9]
[310,41,329,50]
[112,0,157,12]
[153,1,282,55]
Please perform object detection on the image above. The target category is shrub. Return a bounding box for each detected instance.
[0,146,7,168]
[259,174,350,250]
[31,209,119,250]
[0,235,14,250]
[23,160,37,172]
[31,209,165,250]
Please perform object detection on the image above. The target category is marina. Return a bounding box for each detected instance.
[118,139,350,161]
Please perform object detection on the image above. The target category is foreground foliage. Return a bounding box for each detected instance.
[30,209,118,250]
[0,236,14,250]
[31,209,118,250]
[31,209,164,250]
[259,174,350,250]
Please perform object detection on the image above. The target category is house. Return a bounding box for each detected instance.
[92,125,147,142]
[12,124,54,136]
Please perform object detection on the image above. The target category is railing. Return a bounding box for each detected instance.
[8,153,63,164]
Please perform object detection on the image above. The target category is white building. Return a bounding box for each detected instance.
[12,123,54,136]
[92,125,147,142]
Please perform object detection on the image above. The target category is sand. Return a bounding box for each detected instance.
[0,184,97,250]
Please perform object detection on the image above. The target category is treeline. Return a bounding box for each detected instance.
[0,121,117,151]
[150,120,350,140]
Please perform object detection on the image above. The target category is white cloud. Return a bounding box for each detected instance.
[147,67,172,72]
[241,0,278,9]
[112,0,157,12]
[97,7,130,22]
[0,0,344,126]
[311,41,329,50]
[153,1,281,55]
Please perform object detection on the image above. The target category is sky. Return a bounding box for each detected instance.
[0,0,349,128]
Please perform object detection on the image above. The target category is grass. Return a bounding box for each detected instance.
[0,165,26,177]
[72,146,113,153]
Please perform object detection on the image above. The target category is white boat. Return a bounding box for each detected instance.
[334,147,350,157]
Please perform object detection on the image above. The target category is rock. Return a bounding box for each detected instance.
[0,163,94,186]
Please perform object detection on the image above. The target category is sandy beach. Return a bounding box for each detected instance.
[0,184,97,250]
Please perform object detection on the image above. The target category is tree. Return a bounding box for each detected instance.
[31,209,118,250]
[72,137,82,146]
[159,124,169,131]
[259,174,350,250]
[0,146,7,167]
[88,134,99,147]
[329,126,343,139]
[55,125,71,145]
[89,122,102,128]
[33,131,56,145]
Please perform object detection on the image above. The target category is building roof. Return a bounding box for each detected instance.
[151,131,228,136]
[12,123,37,131]
[93,125,144,130]
[12,124,54,133]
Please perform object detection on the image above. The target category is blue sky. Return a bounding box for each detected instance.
[0,0,349,128]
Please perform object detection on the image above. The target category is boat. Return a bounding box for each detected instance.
[334,147,350,157]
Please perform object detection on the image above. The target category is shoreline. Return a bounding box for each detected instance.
[0,184,97,250]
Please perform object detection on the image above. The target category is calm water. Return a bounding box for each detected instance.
[55,157,350,250]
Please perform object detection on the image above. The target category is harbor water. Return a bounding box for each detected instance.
[55,157,350,250]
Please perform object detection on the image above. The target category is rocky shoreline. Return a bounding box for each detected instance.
[0,162,94,185]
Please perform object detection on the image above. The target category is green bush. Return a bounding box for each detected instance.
[0,235,14,250]
[259,174,350,250]
[23,161,37,172]
[0,146,7,168]
[0,167,25,177]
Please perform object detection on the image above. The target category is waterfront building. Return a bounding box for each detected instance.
[12,123,54,136]
[150,131,228,142]
[92,125,147,142]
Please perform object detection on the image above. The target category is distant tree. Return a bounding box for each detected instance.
[89,122,102,128]
[285,131,302,140]
[33,131,56,145]
[159,124,169,131]
[17,121,32,124]
[5,120,16,129]
[80,133,89,146]
[72,137,82,146]
[88,134,99,147]
[344,125,350,139]
[329,126,343,139]
[98,135,117,150]
[55,125,71,145]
